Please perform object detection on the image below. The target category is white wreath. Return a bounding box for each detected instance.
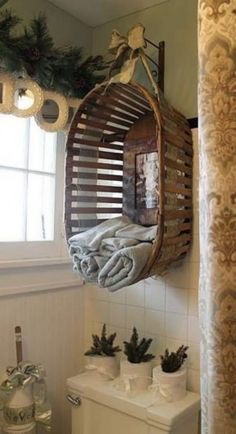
[35,90,69,132]
[13,79,44,117]
[0,73,14,113]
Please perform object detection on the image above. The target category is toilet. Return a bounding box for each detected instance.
[67,372,200,434]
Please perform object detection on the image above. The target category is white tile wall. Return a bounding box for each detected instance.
[84,128,200,393]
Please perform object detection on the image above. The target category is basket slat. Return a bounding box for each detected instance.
[165,158,192,175]
[76,117,129,134]
[84,102,137,123]
[70,207,122,214]
[67,148,123,161]
[70,196,123,204]
[68,138,123,151]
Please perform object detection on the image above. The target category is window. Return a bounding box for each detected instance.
[0,112,66,261]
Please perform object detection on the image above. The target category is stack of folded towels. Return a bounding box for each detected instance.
[68,216,157,292]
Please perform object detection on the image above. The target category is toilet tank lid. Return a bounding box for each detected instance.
[147,393,200,428]
[67,373,200,427]
[67,372,155,422]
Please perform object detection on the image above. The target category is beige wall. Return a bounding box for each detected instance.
[6,0,92,53]
[92,0,198,118]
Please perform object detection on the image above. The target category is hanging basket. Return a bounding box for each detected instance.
[65,81,193,280]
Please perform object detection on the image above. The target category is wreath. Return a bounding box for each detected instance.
[0,1,108,98]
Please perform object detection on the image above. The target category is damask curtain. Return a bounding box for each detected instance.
[198,1,236,433]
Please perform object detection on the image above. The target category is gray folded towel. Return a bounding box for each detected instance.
[68,216,131,252]
[73,253,108,282]
[69,216,156,291]
[116,223,157,241]
[98,243,152,291]
[99,237,138,257]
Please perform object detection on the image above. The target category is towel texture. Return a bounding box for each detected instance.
[116,224,157,241]
[73,253,107,282]
[99,237,138,257]
[98,243,152,291]
[69,216,131,252]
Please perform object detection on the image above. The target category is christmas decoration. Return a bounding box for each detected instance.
[35,90,69,132]
[13,78,44,117]
[0,6,108,99]
[0,72,14,113]
[108,24,159,97]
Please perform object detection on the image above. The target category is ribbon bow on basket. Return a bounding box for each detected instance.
[0,362,52,432]
[108,24,160,98]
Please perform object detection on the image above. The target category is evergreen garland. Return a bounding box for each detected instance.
[0,3,108,98]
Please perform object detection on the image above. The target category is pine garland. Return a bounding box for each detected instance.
[0,4,108,98]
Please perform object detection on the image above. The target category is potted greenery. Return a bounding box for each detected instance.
[120,327,155,392]
[153,345,189,401]
[84,324,121,379]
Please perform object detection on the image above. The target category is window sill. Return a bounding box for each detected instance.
[0,278,84,297]
[0,256,71,270]
[0,256,84,297]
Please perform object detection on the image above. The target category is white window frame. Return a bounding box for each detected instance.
[0,130,68,263]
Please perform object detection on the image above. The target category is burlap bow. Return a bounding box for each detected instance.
[0,362,52,431]
[108,24,159,97]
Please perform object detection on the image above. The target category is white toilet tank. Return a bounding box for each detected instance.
[67,373,200,434]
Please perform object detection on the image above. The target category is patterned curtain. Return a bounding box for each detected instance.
[198,1,236,433]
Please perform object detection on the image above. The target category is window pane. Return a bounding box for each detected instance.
[0,114,28,168]
[27,173,55,241]
[0,169,26,241]
[28,119,57,173]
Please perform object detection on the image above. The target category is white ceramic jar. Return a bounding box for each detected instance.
[152,365,187,402]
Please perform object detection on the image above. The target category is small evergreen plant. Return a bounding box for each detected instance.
[123,327,155,364]
[160,345,188,373]
[85,324,121,357]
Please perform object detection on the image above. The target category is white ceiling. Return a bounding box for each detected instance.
[49,0,168,27]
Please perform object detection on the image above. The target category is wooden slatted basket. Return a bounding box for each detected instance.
[65,81,193,280]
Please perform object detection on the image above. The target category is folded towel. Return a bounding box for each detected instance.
[68,216,131,253]
[99,237,138,257]
[116,223,157,241]
[73,253,108,282]
[69,243,90,258]
[98,243,152,292]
